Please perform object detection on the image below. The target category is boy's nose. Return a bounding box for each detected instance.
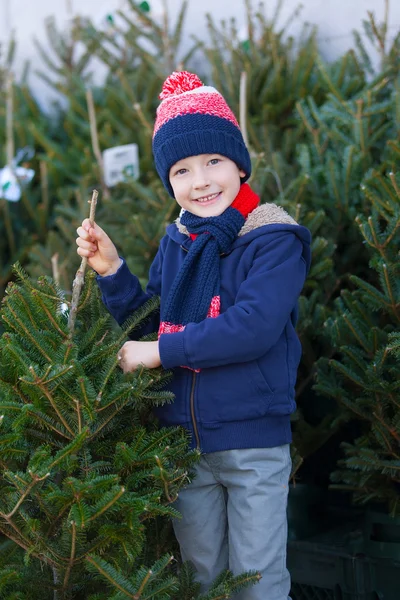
[192,172,210,190]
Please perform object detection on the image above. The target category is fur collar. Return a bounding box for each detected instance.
[175,203,298,237]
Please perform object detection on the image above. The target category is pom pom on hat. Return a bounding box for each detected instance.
[153,71,252,197]
[159,71,204,100]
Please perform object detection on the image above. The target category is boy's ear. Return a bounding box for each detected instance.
[239,168,246,178]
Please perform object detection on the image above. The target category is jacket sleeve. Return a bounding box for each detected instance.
[96,238,165,338]
[158,232,307,369]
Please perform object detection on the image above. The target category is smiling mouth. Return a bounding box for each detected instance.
[192,192,221,205]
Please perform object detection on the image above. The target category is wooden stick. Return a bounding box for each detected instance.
[51,253,60,286]
[68,189,98,334]
[6,71,14,167]
[239,71,250,149]
[85,89,110,199]
[3,72,16,256]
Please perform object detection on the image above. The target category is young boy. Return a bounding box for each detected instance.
[76,71,311,600]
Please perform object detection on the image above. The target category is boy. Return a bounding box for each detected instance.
[76,71,311,600]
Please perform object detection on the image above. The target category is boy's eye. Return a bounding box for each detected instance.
[209,158,220,165]
[175,168,187,176]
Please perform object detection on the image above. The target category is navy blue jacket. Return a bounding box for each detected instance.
[97,202,311,453]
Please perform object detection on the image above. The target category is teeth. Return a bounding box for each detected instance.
[196,193,219,203]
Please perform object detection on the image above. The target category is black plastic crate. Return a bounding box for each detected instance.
[359,556,400,600]
[288,537,399,600]
[288,539,370,600]
[291,581,337,599]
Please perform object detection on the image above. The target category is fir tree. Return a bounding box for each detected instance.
[315,160,400,515]
[288,4,400,478]
[0,39,56,299]
[0,259,259,598]
[27,1,198,290]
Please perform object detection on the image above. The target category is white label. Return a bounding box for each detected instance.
[0,165,35,202]
[103,144,140,187]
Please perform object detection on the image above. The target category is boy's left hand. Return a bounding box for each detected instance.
[117,341,161,373]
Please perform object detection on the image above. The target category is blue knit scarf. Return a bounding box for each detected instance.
[161,207,245,328]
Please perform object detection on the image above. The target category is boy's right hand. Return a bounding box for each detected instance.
[76,219,121,277]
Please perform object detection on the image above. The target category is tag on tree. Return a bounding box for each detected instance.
[0,165,35,202]
[103,144,140,187]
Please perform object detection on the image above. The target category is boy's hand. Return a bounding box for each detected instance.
[117,341,161,373]
[76,218,121,276]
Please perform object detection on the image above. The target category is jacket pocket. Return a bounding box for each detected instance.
[198,360,274,423]
[253,359,274,396]
[154,368,191,425]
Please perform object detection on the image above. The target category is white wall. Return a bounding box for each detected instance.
[1,0,399,106]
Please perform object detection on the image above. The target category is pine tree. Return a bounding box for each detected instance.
[198,0,321,188]
[0,39,56,299]
[27,1,198,290]
[0,260,259,598]
[287,4,400,479]
[315,159,400,515]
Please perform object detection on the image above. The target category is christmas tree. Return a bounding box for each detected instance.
[315,160,400,515]
[287,3,400,482]
[27,0,197,292]
[0,39,56,299]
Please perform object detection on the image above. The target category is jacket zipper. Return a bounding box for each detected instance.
[180,242,202,448]
[190,372,200,449]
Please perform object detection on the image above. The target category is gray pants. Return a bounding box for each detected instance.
[173,446,292,600]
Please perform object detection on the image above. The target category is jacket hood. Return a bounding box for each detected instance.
[166,202,312,274]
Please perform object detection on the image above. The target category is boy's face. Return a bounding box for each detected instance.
[169,154,246,218]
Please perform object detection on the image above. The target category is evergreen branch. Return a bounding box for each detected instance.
[0,523,56,568]
[74,400,82,434]
[0,515,64,568]
[367,215,384,250]
[86,555,137,598]
[21,364,74,387]
[89,400,132,440]
[135,568,153,598]
[154,455,177,503]
[46,502,76,539]
[382,263,400,322]
[372,410,400,444]
[389,171,400,198]
[95,357,121,403]
[68,190,98,334]
[349,275,392,309]
[86,487,125,524]
[355,99,366,154]
[133,103,153,137]
[342,314,371,354]
[5,471,50,519]
[77,378,95,422]
[25,408,72,440]
[31,368,74,436]
[62,342,74,365]
[381,219,400,247]
[95,384,135,413]
[31,290,68,339]
[11,289,38,330]
[2,307,52,363]
[62,520,76,593]
[46,428,89,471]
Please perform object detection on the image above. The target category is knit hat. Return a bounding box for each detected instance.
[152,71,252,197]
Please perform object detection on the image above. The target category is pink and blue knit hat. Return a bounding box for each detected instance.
[152,71,252,197]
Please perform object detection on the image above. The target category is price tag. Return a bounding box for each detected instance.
[103,144,140,187]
